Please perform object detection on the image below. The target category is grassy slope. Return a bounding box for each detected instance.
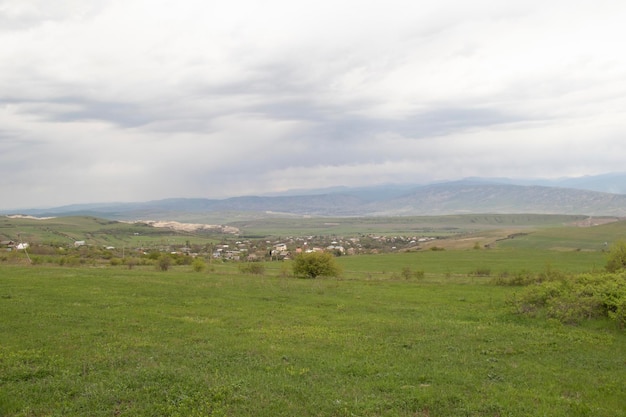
[1,265,625,417]
[335,248,606,278]
[0,216,217,248]
[229,214,589,237]
[497,219,626,251]
[2,213,619,248]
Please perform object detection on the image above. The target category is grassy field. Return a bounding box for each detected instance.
[1,214,593,243]
[2,214,625,416]
[1,264,625,416]
[334,248,607,279]
[496,219,626,251]
[228,214,591,237]
[0,216,225,252]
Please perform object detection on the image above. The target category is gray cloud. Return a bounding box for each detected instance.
[1,0,626,209]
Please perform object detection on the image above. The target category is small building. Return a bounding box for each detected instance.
[273,243,287,252]
[0,240,15,248]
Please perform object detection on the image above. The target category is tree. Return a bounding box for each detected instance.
[192,258,207,272]
[606,240,626,272]
[158,254,172,271]
[292,252,341,279]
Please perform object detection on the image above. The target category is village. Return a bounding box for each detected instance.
[1,232,439,264]
[208,234,438,262]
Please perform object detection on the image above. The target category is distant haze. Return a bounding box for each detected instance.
[7,178,626,219]
[2,0,626,209]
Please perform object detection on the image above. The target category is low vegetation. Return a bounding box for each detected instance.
[1,265,625,417]
[1,215,626,416]
[292,251,342,279]
[606,240,626,272]
[498,270,626,327]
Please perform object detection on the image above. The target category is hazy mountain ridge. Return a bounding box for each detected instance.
[5,176,626,220]
[368,183,626,216]
[266,172,626,197]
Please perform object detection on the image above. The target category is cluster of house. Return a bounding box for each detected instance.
[0,231,441,261]
[208,233,444,261]
[1,240,29,251]
[210,238,353,262]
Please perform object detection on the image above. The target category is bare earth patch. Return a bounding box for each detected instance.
[138,220,239,234]
[570,217,622,227]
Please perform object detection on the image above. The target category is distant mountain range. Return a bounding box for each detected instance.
[6,173,626,220]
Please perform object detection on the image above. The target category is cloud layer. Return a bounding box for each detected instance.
[2,0,626,208]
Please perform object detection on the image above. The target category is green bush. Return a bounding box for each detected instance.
[123,257,138,270]
[238,262,265,275]
[401,266,412,279]
[608,298,626,329]
[493,266,568,286]
[192,258,207,272]
[292,252,341,279]
[606,240,626,272]
[401,266,425,280]
[147,251,161,260]
[510,271,626,327]
[158,254,172,271]
[492,269,536,286]
[470,267,491,277]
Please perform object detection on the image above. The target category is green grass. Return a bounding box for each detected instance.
[229,214,589,237]
[334,248,606,279]
[0,216,220,248]
[496,220,626,251]
[1,265,625,416]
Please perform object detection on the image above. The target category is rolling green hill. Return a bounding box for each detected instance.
[0,216,222,248]
[3,214,624,256]
[496,218,626,251]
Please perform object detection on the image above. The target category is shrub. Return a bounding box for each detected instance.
[279,263,291,278]
[608,298,626,329]
[238,262,265,275]
[606,240,626,272]
[158,254,172,271]
[510,280,564,315]
[147,251,161,260]
[510,271,626,327]
[171,253,192,266]
[292,252,341,279]
[401,266,425,280]
[192,258,207,272]
[470,267,491,277]
[401,266,412,280]
[492,269,537,286]
[124,257,137,270]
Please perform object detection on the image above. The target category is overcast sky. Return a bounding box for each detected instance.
[1,0,626,209]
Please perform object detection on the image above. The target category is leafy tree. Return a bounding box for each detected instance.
[292,252,341,279]
[192,258,207,272]
[158,254,172,271]
[124,257,137,270]
[606,240,626,272]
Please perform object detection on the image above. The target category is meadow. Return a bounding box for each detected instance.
[2,215,626,416]
[1,258,625,417]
